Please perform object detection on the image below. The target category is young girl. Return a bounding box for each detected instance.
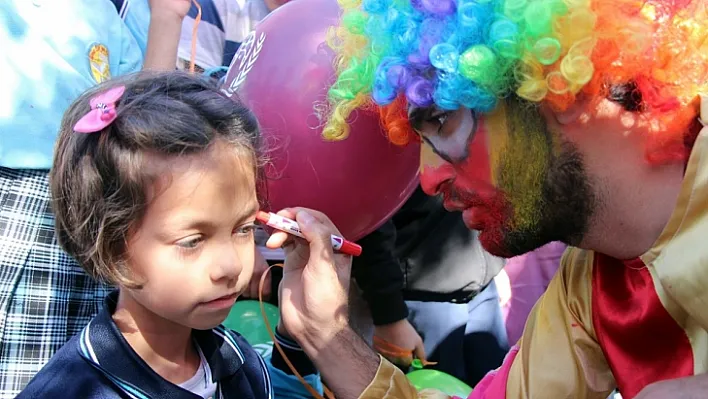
[18,71,322,398]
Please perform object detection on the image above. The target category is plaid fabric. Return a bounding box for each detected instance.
[0,168,111,398]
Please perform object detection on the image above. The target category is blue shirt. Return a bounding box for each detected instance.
[0,0,143,169]
[113,0,151,54]
[17,291,322,399]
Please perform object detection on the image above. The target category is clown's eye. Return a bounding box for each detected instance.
[409,106,455,137]
[419,108,479,163]
[425,111,450,133]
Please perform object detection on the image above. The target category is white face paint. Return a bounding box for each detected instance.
[408,106,479,163]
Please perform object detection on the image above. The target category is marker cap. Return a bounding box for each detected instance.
[340,240,362,257]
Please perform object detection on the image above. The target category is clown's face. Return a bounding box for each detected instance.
[411,97,596,257]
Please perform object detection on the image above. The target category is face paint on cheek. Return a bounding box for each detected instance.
[419,142,454,195]
[454,115,513,238]
[492,100,553,232]
[453,120,492,188]
[484,108,511,188]
[419,110,494,195]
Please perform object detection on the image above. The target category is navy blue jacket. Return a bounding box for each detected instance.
[18,291,289,399]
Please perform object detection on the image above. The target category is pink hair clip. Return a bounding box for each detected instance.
[74,86,126,133]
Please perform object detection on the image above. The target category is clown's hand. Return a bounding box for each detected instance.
[266,208,352,353]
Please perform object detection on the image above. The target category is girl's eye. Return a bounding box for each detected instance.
[235,223,256,237]
[177,236,203,249]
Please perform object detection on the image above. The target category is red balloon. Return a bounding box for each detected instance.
[220,0,420,241]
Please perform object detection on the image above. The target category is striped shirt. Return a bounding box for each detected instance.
[178,0,272,70]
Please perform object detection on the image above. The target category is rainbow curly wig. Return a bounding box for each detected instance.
[323,0,708,161]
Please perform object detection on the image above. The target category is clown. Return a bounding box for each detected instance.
[311,0,708,398]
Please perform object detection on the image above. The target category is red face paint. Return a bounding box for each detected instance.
[419,112,513,256]
[417,98,581,258]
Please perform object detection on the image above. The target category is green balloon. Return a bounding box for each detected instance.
[222,300,280,345]
[406,369,473,398]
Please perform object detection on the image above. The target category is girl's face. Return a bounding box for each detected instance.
[124,141,258,331]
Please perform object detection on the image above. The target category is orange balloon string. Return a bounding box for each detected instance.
[189,0,202,73]
[373,336,437,367]
[258,264,335,399]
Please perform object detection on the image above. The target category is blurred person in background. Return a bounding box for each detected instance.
[0,0,187,396]
[353,186,509,386]
[176,0,289,80]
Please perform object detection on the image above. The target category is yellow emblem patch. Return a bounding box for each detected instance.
[88,44,111,83]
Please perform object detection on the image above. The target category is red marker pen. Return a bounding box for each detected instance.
[256,211,362,257]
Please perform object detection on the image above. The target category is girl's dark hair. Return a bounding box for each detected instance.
[51,71,262,287]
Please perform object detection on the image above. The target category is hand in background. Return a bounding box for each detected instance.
[374,319,426,369]
[148,0,191,20]
[144,0,191,70]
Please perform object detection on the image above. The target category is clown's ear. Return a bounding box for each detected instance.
[551,93,593,126]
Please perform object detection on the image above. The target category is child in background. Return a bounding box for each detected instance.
[176,0,289,79]
[353,187,508,385]
[18,72,321,398]
[0,1,185,396]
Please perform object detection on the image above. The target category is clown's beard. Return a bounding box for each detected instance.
[480,97,596,257]
[489,140,595,258]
